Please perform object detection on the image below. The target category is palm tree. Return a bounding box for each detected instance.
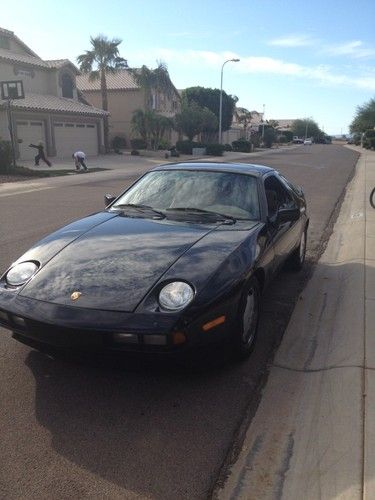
[77,35,128,152]
[235,107,253,139]
[130,62,176,112]
[131,109,173,150]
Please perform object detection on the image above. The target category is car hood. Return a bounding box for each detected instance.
[19,212,218,312]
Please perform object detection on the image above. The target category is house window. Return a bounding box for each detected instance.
[61,73,74,98]
[0,36,10,49]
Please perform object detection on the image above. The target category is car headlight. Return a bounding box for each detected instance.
[159,281,194,311]
[6,261,39,286]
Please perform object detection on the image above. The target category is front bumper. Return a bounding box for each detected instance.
[0,293,237,354]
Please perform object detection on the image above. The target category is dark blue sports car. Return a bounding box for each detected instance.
[0,162,308,359]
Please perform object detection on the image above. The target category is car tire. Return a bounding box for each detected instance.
[231,276,260,360]
[287,226,307,271]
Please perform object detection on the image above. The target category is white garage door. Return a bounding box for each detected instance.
[54,122,98,158]
[16,121,46,161]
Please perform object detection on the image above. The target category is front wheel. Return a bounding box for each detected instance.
[370,187,375,209]
[287,226,307,271]
[231,276,260,360]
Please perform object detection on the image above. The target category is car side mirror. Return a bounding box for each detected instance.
[104,193,116,207]
[277,207,300,223]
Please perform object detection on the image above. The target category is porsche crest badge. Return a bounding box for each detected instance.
[70,291,82,301]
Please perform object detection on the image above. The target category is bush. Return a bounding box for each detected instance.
[223,143,232,151]
[206,143,225,156]
[176,140,204,155]
[365,129,375,138]
[130,138,147,149]
[112,136,127,152]
[157,138,171,150]
[278,135,288,144]
[370,138,375,150]
[131,149,140,155]
[0,139,12,173]
[232,139,252,152]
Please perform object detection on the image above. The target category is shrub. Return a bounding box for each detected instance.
[223,143,232,151]
[206,143,225,156]
[365,129,375,138]
[278,135,288,144]
[131,149,140,155]
[0,139,12,173]
[130,138,147,149]
[370,138,375,149]
[176,140,204,155]
[232,139,252,152]
[157,138,171,150]
[112,136,127,152]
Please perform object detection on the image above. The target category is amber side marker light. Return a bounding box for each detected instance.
[172,331,186,345]
[202,315,226,332]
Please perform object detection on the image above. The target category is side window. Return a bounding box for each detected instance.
[264,174,296,217]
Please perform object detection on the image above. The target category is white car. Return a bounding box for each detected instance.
[304,138,313,145]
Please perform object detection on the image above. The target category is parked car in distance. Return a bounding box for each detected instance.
[293,137,304,144]
[304,138,313,145]
[0,162,309,360]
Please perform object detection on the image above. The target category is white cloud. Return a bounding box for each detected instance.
[130,48,375,91]
[268,35,315,47]
[324,40,375,59]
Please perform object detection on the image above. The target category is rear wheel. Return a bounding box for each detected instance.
[231,277,260,359]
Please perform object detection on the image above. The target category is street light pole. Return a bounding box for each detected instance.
[262,103,265,139]
[219,58,240,144]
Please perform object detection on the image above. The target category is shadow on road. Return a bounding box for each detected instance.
[24,260,312,500]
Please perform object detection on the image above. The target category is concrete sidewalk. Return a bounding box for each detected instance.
[216,146,375,500]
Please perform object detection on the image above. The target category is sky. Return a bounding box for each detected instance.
[2,0,375,135]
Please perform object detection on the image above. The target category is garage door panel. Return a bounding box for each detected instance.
[54,123,98,158]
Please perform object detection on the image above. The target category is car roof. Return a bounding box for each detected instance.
[152,162,275,177]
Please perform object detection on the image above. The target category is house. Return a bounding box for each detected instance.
[0,27,107,160]
[77,69,181,147]
[222,109,264,144]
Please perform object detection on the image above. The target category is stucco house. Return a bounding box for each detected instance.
[0,27,107,160]
[77,69,181,147]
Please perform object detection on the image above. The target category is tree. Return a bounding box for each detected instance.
[131,109,173,150]
[235,107,253,139]
[131,109,148,145]
[200,107,218,143]
[77,35,127,152]
[130,62,177,111]
[174,102,203,141]
[263,127,276,148]
[182,86,237,133]
[350,98,375,133]
[291,118,321,140]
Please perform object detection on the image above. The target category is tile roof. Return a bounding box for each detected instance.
[77,70,140,91]
[0,49,78,72]
[0,93,108,116]
[0,47,47,68]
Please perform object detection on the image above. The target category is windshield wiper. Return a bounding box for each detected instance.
[112,203,165,219]
[166,207,236,223]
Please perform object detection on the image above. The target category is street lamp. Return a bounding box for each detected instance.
[219,58,240,144]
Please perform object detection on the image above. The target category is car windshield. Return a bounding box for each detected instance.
[111,169,260,220]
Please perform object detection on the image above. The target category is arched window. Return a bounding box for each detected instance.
[61,73,74,98]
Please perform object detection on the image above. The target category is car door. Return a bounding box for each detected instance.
[264,173,301,269]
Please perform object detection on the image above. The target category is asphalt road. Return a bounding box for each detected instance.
[0,145,359,500]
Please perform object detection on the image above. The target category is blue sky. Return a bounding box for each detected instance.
[2,0,375,135]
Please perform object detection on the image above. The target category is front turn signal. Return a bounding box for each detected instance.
[202,315,226,332]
